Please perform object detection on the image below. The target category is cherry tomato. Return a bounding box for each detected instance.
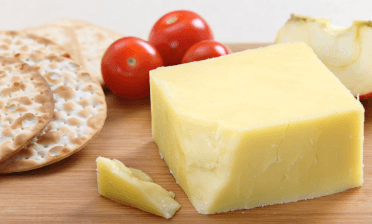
[181,40,232,63]
[101,37,163,98]
[149,10,214,66]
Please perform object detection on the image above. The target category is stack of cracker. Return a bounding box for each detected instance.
[0,19,120,173]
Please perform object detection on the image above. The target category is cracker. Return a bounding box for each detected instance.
[0,31,107,173]
[0,31,71,60]
[50,19,125,87]
[0,57,54,162]
[22,24,85,69]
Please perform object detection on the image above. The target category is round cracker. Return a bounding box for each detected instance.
[0,57,54,162]
[51,19,124,87]
[0,31,107,173]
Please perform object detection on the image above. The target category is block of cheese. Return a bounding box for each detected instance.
[150,42,364,214]
[96,157,181,219]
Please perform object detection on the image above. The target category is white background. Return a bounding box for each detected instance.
[1,0,371,43]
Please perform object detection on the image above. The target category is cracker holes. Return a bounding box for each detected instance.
[38,150,46,158]
[82,73,90,80]
[7,104,17,112]
[22,115,37,127]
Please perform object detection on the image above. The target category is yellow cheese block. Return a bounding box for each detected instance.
[150,42,364,214]
[96,157,181,219]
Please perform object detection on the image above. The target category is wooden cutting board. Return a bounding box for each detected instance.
[1,43,371,223]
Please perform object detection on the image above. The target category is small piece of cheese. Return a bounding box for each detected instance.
[150,43,364,214]
[96,157,181,219]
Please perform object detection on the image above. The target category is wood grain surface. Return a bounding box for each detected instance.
[1,43,371,223]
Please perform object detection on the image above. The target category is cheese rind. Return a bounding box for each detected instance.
[150,43,364,214]
[96,157,181,219]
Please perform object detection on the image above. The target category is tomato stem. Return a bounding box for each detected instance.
[127,57,136,66]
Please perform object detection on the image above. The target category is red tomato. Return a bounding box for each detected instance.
[181,40,232,63]
[149,10,214,66]
[101,37,163,98]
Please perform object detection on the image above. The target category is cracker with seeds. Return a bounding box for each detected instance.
[50,19,125,87]
[0,31,107,173]
[0,57,54,163]
[23,24,85,69]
